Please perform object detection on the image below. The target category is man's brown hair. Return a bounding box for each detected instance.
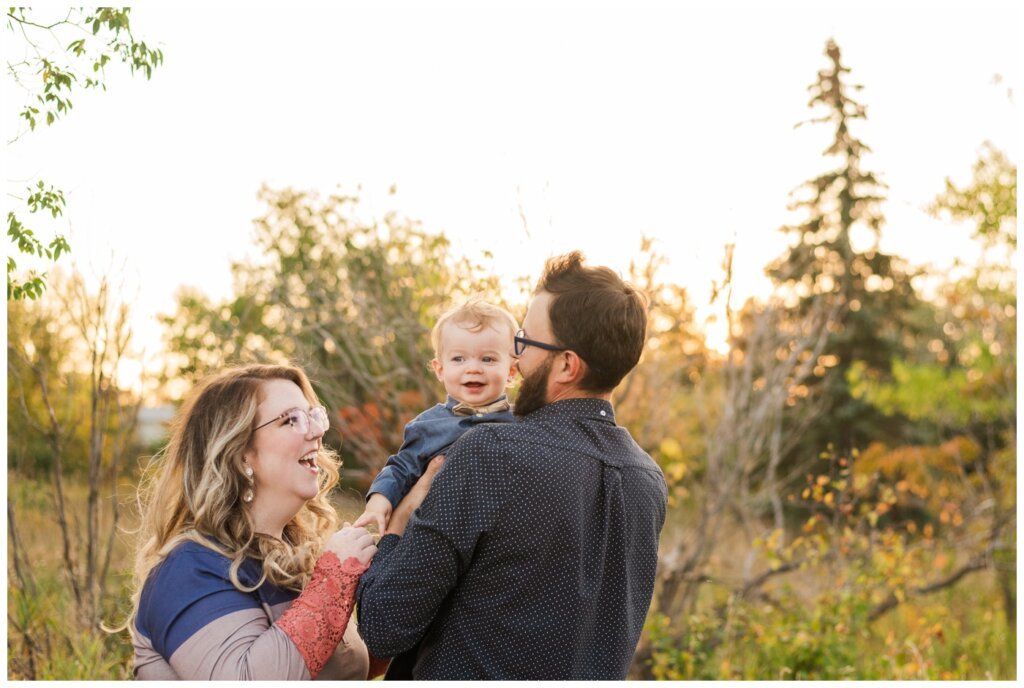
[536,251,648,393]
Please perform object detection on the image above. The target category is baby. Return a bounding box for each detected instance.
[354,297,518,534]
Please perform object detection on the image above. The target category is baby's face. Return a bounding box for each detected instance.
[432,323,517,406]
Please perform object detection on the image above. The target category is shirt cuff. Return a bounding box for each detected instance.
[367,484,401,508]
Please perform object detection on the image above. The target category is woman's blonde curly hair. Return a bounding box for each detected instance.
[122,364,341,634]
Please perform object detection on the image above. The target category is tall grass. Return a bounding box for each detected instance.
[7,474,136,679]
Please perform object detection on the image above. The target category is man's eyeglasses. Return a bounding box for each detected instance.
[255,406,329,434]
[513,329,566,357]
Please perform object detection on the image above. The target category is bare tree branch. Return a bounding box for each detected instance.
[868,556,988,621]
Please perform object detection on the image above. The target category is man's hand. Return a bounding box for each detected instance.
[353,493,393,536]
[385,455,445,538]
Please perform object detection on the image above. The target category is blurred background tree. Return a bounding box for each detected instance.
[764,38,921,491]
[8,266,143,678]
[159,185,517,487]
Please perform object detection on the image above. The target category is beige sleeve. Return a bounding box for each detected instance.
[165,607,310,680]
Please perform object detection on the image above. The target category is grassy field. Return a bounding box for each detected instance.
[646,500,1016,681]
[7,474,137,679]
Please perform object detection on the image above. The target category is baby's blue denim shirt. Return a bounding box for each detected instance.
[366,395,515,508]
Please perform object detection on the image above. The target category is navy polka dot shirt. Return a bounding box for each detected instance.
[356,397,668,679]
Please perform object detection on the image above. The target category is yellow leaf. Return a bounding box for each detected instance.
[659,438,684,463]
[667,462,687,482]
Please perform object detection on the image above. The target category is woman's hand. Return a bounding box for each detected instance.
[385,455,444,538]
[323,525,377,565]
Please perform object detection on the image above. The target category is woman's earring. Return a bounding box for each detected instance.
[243,464,255,503]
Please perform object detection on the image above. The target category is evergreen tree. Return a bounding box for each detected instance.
[766,39,920,472]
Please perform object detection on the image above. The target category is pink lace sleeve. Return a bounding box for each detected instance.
[275,552,369,679]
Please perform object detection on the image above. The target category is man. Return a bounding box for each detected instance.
[356,251,668,680]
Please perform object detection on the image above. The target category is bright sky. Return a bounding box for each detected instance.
[3,1,1018,394]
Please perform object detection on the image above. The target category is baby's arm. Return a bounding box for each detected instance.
[365,430,429,509]
[356,413,450,532]
[355,446,422,535]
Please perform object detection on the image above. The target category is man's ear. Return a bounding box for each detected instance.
[552,350,586,386]
[430,358,444,382]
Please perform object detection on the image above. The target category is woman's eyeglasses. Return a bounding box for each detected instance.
[254,406,329,434]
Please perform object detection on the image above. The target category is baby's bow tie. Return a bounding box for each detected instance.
[452,398,512,416]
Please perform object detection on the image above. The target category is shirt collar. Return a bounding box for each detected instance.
[520,396,616,423]
[444,394,509,411]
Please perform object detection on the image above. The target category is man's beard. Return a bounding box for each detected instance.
[513,353,553,418]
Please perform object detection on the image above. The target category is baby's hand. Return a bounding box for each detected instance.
[353,493,392,536]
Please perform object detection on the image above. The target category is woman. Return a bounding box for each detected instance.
[126,364,388,679]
